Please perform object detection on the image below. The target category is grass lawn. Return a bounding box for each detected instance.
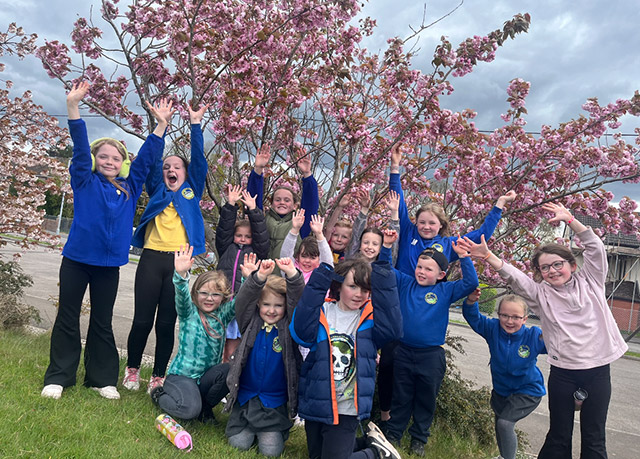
[1,328,494,458]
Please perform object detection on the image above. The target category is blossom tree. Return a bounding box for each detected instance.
[34,1,640,284]
[0,23,69,249]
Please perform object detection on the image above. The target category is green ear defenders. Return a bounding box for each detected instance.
[89,137,131,178]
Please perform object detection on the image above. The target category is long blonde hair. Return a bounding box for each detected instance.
[90,139,130,199]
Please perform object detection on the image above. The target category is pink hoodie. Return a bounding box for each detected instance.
[498,228,627,370]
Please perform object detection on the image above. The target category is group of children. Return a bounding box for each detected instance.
[41,83,628,459]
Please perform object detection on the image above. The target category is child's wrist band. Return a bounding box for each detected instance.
[566,216,574,225]
[483,252,491,260]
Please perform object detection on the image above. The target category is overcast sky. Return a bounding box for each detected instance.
[2,0,640,202]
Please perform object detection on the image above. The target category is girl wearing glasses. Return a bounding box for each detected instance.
[463,292,546,459]
[458,202,628,459]
[149,245,236,422]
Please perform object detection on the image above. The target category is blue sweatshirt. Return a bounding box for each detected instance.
[463,301,546,397]
[131,123,207,255]
[390,173,503,275]
[63,119,163,267]
[380,246,478,347]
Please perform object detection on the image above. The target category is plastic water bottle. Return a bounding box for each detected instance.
[155,413,193,451]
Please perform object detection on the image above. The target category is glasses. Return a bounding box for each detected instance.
[498,313,526,321]
[197,291,223,299]
[538,260,568,273]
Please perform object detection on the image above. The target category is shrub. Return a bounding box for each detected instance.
[0,260,40,330]
[478,284,497,315]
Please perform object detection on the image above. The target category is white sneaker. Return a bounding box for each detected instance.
[41,384,63,399]
[122,366,140,391]
[92,386,121,400]
[366,421,401,459]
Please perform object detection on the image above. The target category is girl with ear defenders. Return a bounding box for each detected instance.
[41,81,175,401]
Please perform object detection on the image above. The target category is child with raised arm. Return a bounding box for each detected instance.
[150,245,235,421]
[222,257,305,457]
[246,144,320,261]
[324,194,354,264]
[215,185,269,362]
[290,258,403,459]
[123,104,209,394]
[463,290,546,459]
[457,202,628,459]
[281,211,334,282]
[389,143,515,275]
[380,232,478,456]
[42,82,173,400]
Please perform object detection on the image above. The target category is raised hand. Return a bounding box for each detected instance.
[390,143,403,169]
[276,257,297,278]
[240,252,259,278]
[456,235,490,259]
[291,208,305,233]
[297,149,312,178]
[337,193,350,208]
[174,245,195,277]
[451,236,470,258]
[541,202,572,224]
[466,288,482,304]
[67,81,90,106]
[254,144,271,174]
[240,190,257,210]
[147,98,176,136]
[66,81,90,119]
[355,189,371,212]
[188,103,209,124]
[257,259,276,281]
[382,228,398,248]
[226,184,243,206]
[496,190,516,209]
[310,214,325,237]
[385,190,400,214]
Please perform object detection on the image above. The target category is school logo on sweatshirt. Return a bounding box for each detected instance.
[518,345,530,358]
[272,336,283,353]
[181,188,195,199]
[431,243,444,252]
[425,292,438,304]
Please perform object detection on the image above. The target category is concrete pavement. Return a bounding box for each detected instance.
[4,241,640,458]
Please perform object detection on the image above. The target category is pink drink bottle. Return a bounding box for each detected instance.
[155,413,193,451]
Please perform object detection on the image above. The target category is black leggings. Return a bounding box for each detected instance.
[44,257,120,388]
[539,364,611,459]
[126,249,177,377]
[376,340,397,412]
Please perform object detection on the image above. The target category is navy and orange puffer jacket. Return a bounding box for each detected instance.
[289,261,402,425]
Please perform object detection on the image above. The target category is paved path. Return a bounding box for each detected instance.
[4,242,640,458]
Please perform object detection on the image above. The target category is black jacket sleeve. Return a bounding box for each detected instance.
[370,260,403,349]
[247,207,270,260]
[215,203,238,257]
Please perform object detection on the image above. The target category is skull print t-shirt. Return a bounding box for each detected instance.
[324,300,360,416]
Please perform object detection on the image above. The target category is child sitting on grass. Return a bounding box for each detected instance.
[463,290,546,459]
[222,256,305,456]
[150,245,235,421]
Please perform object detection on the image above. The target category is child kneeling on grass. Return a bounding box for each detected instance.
[290,259,403,459]
[221,256,305,456]
[150,245,235,421]
[463,290,546,459]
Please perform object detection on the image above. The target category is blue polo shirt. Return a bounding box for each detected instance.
[237,327,287,408]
